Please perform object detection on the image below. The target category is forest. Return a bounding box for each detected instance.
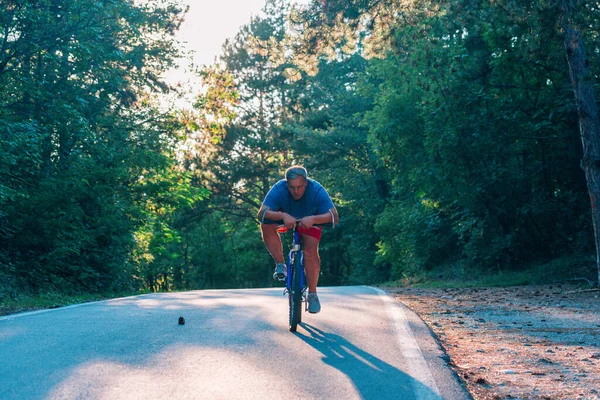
[1,0,599,301]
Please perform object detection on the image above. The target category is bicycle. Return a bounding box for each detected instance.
[278,222,307,332]
[276,219,334,332]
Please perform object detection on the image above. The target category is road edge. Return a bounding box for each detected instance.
[369,286,472,400]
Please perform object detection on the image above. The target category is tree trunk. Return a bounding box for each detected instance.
[564,27,600,286]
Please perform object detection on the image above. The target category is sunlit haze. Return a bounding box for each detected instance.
[164,0,310,107]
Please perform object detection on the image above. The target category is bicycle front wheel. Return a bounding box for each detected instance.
[288,253,303,332]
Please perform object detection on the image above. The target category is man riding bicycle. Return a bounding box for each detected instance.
[258,166,339,314]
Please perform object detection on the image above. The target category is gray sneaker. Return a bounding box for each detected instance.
[273,263,286,281]
[307,293,321,314]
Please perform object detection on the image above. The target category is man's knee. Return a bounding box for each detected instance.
[303,239,320,262]
[260,223,278,238]
[304,249,319,262]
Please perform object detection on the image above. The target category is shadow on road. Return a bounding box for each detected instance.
[0,288,444,399]
[296,323,441,400]
[0,289,280,399]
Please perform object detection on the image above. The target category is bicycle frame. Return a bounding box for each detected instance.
[286,228,306,292]
[284,225,308,332]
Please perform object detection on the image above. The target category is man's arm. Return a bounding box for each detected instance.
[299,207,339,229]
[258,204,297,228]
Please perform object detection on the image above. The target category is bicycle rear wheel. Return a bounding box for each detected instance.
[288,253,303,332]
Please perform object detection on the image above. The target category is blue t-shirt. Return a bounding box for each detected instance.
[262,178,334,222]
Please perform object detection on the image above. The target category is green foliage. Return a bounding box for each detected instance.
[0,0,187,295]
[3,0,599,305]
[132,166,211,291]
[348,0,593,279]
[184,0,597,288]
[183,215,272,289]
[0,289,151,317]
[188,0,302,224]
[374,199,458,280]
[286,54,387,284]
[380,254,597,289]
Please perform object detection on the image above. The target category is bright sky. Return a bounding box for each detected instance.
[164,0,310,106]
[178,0,271,68]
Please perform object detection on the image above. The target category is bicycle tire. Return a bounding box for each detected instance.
[288,253,303,332]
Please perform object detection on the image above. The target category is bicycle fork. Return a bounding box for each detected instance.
[283,251,308,303]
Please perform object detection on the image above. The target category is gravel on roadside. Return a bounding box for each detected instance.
[385,284,600,400]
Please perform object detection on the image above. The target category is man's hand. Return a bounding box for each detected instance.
[299,216,315,229]
[282,213,297,229]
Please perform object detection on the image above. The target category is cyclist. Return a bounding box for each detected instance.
[258,165,338,314]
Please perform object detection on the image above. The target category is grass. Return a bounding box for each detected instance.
[0,290,149,317]
[378,254,598,289]
[3,256,597,316]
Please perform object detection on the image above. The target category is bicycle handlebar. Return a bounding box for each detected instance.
[276,219,334,233]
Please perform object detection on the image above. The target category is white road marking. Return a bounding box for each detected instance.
[372,287,443,400]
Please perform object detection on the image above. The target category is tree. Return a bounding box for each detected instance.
[563,2,600,286]
[289,0,595,280]
[283,54,388,283]
[200,0,305,218]
[0,0,187,294]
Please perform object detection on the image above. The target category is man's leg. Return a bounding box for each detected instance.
[303,234,322,314]
[302,234,320,293]
[260,223,285,264]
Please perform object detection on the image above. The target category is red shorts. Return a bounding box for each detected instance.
[277,225,323,241]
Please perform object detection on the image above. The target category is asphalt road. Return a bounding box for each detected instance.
[0,286,470,399]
